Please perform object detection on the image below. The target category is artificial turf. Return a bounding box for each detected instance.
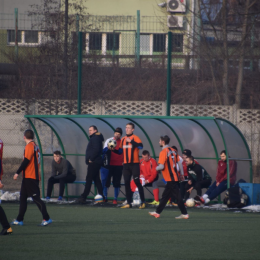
[1,203,260,260]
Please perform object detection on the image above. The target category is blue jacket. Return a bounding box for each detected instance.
[85,132,104,165]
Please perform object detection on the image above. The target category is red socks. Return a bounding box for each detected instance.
[153,188,159,202]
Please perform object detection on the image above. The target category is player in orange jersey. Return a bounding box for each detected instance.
[11,130,52,226]
[149,135,189,219]
[113,122,145,209]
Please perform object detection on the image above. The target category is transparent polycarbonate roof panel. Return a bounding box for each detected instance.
[195,159,218,181]
[195,119,225,155]
[42,118,87,155]
[73,118,115,145]
[216,119,249,159]
[236,161,250,182]
[66,154,86,183]
[34,119,61,153]
[40,118,88,182]
[162,119,216,158]
[129,118,182,158]
[101,118,152,157]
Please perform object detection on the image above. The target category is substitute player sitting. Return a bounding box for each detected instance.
[46,151,76,201]
[195,150,237,205]
[184,156,212,201]
[180,149,199,200]
[130,150,158,194]
[149,135,188,219]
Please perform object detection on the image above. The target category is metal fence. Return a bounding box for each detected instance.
[0,12,190,68]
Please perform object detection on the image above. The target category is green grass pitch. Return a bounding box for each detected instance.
[1,203,260,260]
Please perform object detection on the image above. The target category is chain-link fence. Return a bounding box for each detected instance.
[1,11,260,107]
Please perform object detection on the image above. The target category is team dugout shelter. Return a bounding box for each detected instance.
[25,115,252,199]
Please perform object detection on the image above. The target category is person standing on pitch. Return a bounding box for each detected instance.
[149,135,189,219]
[101,127,123,204]
[112,122,145,209]
[77,125,104,203]
[11,130,52,226]
[0,138,13,235]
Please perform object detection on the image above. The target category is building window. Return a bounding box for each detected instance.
[7,30,40,45]
[171,34,183,53]
[106,33,119,51]
[140,34,150,55]
[205,36,215,43]
[89,33,102,51]
[153,34,166,53]
[25,31,38,43]
[7,30,22,43]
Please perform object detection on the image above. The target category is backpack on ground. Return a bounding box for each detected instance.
[223,186,248,208]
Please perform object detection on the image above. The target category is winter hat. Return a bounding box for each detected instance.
[114,127,123,135]
[182,149,192,156]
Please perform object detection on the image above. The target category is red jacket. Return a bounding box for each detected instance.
[216,160,237,185]
[140,157,158,183]
[110,138,123,166]
[130,157,158,192]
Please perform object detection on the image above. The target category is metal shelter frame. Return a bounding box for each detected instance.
[25,115,253,199]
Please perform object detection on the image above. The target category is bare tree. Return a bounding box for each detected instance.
[184,0,260,107]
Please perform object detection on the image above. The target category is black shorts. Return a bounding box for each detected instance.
[20,178,40,198]
[106,165,123,188]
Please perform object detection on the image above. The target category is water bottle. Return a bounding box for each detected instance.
[133,191,140,205]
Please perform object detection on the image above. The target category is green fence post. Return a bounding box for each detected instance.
[14,8,18,60]
[167,31,172,116]
[112,31,116,63]
[136,10,140,66]
[76,14,79,34]
[78,32,82,114]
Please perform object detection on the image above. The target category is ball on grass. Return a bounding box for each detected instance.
[94,194,103,203]
[186,198,195,207]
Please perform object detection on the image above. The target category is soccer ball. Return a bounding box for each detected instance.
[94,194,103,203]
[186,198,195,207]
[107,139,117,149]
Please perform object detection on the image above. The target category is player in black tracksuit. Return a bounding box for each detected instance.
[184,156,212,201]
[77,125,104,203]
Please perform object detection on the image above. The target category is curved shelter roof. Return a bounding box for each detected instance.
[25,115,252,198]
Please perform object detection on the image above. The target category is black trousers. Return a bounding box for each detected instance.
[17,178,50,222]
[180,181,188,200]
[0,205,10,229]
[81,163,103,199]
[123,163,145,204]
[184,179,212,201]
[47,174,76,197]
[106,165,123,188]
[156,181,187,215]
